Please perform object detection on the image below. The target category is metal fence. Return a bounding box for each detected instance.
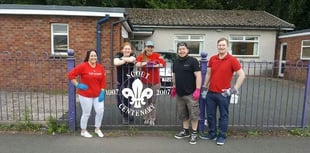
[1,50,309,131]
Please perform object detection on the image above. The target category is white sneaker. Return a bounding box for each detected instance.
[81,131,93,138]
[95,129,104,138]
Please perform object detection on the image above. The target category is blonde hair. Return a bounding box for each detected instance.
[142,46,150,61]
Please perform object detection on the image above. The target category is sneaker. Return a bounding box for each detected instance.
[189,133,198,145]
[94,129,104,138]
[199,133,217,140]
[216,137,225,145]
[81,131,93,138]
[174,130,190,139]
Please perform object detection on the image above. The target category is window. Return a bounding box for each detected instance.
[301,40,310,60]
[130,40,144,52]
[230,36,259,56]
[174,35,205,55]
[51,24,68,56]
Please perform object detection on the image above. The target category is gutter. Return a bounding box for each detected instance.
[132,25,294,31]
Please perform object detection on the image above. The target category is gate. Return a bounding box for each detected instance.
[1,50,309,131]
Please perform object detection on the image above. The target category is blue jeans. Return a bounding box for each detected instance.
[206,91,230,138]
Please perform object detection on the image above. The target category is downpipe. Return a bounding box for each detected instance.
[96,15,110,63]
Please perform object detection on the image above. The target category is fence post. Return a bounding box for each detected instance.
[199,52,208,132]
[301,61,310,128]
[67,49,76,131]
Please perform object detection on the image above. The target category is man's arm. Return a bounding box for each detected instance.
[203,67,211,88]
[233,68,245,90]
[172,73,176,88]
[194,71,202,89]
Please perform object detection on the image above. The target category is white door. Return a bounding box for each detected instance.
[278,43,287,77]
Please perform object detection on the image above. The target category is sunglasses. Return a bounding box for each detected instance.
[147,46,154,48]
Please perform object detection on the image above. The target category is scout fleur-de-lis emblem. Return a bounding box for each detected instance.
[122,79,153,108]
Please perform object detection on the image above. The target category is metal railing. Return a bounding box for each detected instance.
[1,50,309,131]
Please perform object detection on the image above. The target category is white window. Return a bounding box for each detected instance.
[51,24,69,56]
[229,35,259,57]
[174,35,205,55]
[301,40,310,60]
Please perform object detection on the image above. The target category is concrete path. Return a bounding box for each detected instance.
[0,133,309,153]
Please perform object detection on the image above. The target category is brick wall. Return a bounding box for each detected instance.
[277,35,310,62]
[0,15,124,90]
[276,35,310,81]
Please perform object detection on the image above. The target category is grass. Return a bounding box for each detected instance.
[0,108,69,135]
[289,127,310,137]
[46,116,69,134]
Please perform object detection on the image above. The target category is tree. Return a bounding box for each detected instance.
[287,0,308,30]
[0,0,46,4]
[145,0,194,9]
[117,0,146,8]
[0,0,309,29]
[192,0,223,9]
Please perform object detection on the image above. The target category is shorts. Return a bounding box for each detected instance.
[176,95,200,121]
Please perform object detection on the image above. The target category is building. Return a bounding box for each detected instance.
[127,8,295,63]
[276,29,310,80]
[0,5,297,88]
[0,4,132,89]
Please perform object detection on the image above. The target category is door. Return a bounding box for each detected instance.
[278,43,287,77]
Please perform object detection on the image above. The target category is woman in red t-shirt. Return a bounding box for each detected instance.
[68,50,106,138]
[135,41,166,126]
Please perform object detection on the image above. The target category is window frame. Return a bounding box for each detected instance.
[130,40,145,53]
[229,35,260,57]
[300,40,310,60]
[174,35,205,55]
[51,23,69,56]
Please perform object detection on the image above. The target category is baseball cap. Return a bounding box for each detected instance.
[145,40,154,46]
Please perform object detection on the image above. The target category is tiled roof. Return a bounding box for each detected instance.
[126,8,295,30]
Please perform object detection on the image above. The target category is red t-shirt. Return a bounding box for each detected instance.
[136,52,166,84]
[68,62,106,98]
[208,54,241,93]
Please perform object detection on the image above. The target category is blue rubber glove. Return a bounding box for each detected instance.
[98,90,105,102]
[76,83,88,90]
